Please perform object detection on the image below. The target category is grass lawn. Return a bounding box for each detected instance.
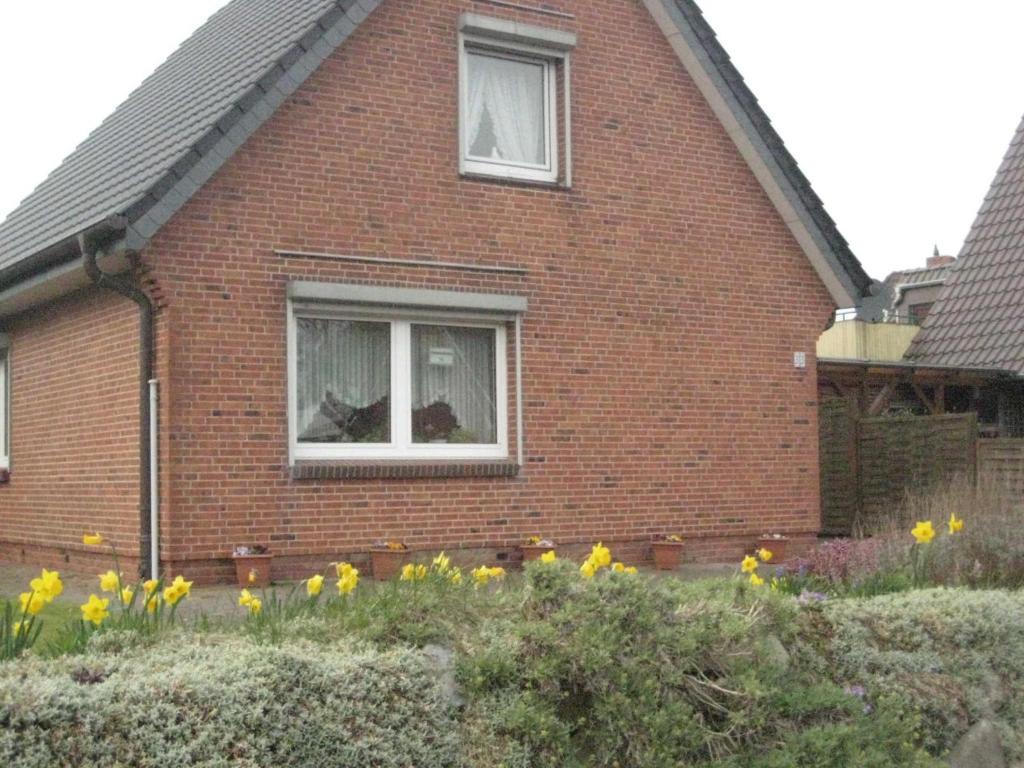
[1,595,79,648]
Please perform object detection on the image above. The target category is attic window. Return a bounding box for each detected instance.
[458,13,576,185]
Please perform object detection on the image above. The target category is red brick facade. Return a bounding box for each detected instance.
[1,0,834,582]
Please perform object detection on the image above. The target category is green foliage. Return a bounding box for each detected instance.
[823,588,1024,761]
[0,635,461,768]
[0,598,42,661]
[459,562,935,768]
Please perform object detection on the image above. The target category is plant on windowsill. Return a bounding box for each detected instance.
[756,533,790,565]
[370,540,409,581]
[520,536,556,562]
[232,545,272,589]
[651,534,686,571]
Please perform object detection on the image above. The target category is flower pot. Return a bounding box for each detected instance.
[371,548,409,581]
[652,541,685,570]
[520,545,555,562]
[233,553,272,588]
[757,537,789,564]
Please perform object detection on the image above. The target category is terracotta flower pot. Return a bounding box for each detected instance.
[652,540,685,570]
[371,548,409,581]
[757,537,789,564]
[233,553,272,588]
[520,545,556,562]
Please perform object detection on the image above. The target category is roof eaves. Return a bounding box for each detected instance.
[644,0,872,305]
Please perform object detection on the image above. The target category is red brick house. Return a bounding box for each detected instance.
[0,0,871,582]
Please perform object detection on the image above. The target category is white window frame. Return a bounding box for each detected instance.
[0,344,8,471]
[288,303,509,463]
[457,12,574,187]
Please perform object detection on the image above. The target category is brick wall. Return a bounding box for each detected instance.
[3,0,837,583]
[0,287,142,574]
[142,0,834,582]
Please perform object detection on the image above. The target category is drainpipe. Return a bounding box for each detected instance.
[79,234,155,579]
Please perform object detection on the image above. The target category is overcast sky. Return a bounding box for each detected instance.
[1,1,1022,283]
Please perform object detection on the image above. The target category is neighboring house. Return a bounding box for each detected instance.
[881,251,955,325]
[0,0,871,582]
[817,252,954,363]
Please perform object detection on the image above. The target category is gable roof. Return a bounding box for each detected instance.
[0,0,871,307]
[906,112,1024,373]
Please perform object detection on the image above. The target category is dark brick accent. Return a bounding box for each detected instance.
[291,461,521,480]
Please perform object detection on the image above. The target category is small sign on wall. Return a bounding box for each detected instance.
[429,347,455,366]
[793,351,807,369]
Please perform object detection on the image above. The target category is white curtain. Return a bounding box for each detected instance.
[466,52,545,165]
[296,319,390,442]
[412,325,496,443]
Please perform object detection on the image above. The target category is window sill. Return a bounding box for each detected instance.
[290,460,520,481]
[458,172,571,192]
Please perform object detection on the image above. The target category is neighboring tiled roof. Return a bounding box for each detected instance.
[884,264,952,290]
[0,0,871,305]
[907,112,1024,373]
[666,0,872,301]
[0,0,383,283]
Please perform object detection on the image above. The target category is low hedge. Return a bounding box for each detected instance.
[0,636,460,768]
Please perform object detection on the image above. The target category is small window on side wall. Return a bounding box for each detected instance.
[458,14,576,185]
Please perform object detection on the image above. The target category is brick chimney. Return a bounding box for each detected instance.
[927,246,955,269]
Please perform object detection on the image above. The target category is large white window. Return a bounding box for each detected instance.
[458,14,575,185]
[0,347,8,471]
[289,307,508,462]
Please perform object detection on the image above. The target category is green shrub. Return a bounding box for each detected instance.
[460,562,936,768]
[0,635,460,768]
[823,587,1024,761]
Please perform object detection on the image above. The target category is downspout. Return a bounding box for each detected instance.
[79,234,155,579]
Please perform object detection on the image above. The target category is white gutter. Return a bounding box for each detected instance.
[149,378,160,580]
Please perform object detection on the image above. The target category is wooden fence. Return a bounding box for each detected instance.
[977,439,1024,496]
[819,403,978,535]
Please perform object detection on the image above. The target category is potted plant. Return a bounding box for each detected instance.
[370,541,409,580]
[520,536,556,562]
[757,534,790,564]
[232,545,272,588]
[652,534,686,570]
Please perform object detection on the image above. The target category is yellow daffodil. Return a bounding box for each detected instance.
[624,566,638,575]
[336,562,360,594]
[612,562,626,573]
[239,589,254,607]
[162,575,192,606]
[306,574,324,597]
[741,555,759,574]
[526,535,542,545]
[749,573,765,587]
[589,543,612,569]
[19,591,46,616]
[120,586,134,605]
[911,520,936,545]
[949,513,964,535]
[540,550,557,563]
[249,597,262,616]
[81,594,110,626]
[449,567,463,585]
[432,552,451,573]
[146,595,160,614]
[29,569,63,602]
[143,578,159,596]
[770,578,780,591]
[82,533,104,546]
[758,548,773,563]
[247,569,257,585]
[12,621,24,635]
[580,560,597,579]
[98,570,121,593]
[400,563,428,582]
[471,565,505,586]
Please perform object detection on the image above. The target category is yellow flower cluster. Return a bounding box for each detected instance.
[401,563,428,582]
[81,595,110,626]
[18,568,64,617]
[540,550,557,563]
[239,589,262,615]
[471,565,506,587]
[910,513,964,544]
[580,543,612,578]
[336,562,360,594]
[740,548,774,587]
